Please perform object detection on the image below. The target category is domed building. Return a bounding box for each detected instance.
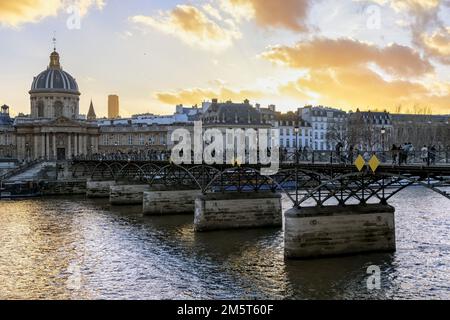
[13,49,100,161]
[29,50,80,119]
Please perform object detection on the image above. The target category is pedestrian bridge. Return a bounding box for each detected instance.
[67,157,450,259]
[71,159,450,206]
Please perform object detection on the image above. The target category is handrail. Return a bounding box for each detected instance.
[72,149,450,166]
[0,159,43,182]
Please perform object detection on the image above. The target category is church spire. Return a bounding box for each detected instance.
[87,99,97,121]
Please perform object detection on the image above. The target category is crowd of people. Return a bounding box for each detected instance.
[280,142,443,166]
[74,150,170,161]
[74,144,443,166]
[390,143,438,166]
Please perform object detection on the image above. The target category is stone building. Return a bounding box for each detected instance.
[275,111,312,151]
[299,106,347,151]
[348,110,393,151]
[202,99,273,131]
[0,105,16,159]
[391,114,449,148]
[10,49,100,162]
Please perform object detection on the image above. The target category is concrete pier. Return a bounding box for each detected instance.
[110,184,150,205]
[284,204,396,259]
[194,192,282,232]
[86,180,116,198]
[143,189,199,215]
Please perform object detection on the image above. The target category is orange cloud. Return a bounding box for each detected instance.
[131,5,240,50]
[261,38,433,77]
[280,66,450,113]
[0,0,105,27]
[365,0,450,63]
[0,0,61,27]
[420,27,450,64]
[223,0,311,31]
[155,86,266,105]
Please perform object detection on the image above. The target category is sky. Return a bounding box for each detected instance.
[0,0,449,117]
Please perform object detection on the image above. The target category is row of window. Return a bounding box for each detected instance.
[279,128,311,136]
[0,134,12,145]
[101,134,166,146]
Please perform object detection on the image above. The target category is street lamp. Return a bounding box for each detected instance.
[294,126,300,163]
[25,142,30,162]
[381,127,386,150]
[381,126,386,162]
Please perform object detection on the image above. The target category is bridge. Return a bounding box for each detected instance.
[3,151,450,259]
[67,152,450,259]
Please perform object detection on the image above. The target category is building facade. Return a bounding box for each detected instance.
[300,106,347,151]
[108,95,120,119]
[275,111,312,151]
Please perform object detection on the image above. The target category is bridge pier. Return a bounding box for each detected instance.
[86,180,116,198]
[143,189,200,215]
[110,184,150,205]
[194,193,282,232]
[284,204,396,259]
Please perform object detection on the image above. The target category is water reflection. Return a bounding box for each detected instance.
[0,188,449,300]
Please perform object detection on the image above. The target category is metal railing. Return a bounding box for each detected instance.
[0,159,42,182]
[73,149,450,166]
[280,150,449,166]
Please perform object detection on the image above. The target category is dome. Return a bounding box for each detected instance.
[30,51,80,95]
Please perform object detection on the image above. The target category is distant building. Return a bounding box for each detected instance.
[13,48,100,161]
[275,111,312,151]
[391,113,449,149]
[108,95,119,119]
[348,110,393,151]
[202,99,273,131]
[175,104,204,121]
[299,106,347,151]
[0,105,15,158]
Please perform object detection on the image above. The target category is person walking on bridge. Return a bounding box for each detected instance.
[391,144,399,165]
[421,145,428,165]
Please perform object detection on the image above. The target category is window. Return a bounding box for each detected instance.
[128,135,133,145]
[37,101,45,118]
[54,101,63,118]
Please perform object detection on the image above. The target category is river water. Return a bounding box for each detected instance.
[0,188,449,300]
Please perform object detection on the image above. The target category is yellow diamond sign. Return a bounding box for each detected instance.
[368,155,381,173]
[355,155,365,172]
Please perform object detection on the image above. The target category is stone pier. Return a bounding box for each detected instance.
[143,189,199,215]
[86,180,116,198]
[194,192,282,232]
[284,204,396,259]
[109,184,150,205]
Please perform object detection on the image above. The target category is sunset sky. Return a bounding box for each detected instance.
[0,0,449,117]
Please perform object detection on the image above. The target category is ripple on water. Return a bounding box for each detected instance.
[0,188,449,300]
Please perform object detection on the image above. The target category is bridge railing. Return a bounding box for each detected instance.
[0,159,42,182]
[281,150,449,165]
[73,149,450,166]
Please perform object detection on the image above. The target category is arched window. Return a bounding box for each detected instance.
[54,101,63,118]
[37,101,45,118]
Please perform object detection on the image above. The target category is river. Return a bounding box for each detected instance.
[0,188,449,300]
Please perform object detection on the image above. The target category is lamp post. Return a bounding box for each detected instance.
[294,126,300,164]
[381,126,386,162]
[25,142,30,162]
